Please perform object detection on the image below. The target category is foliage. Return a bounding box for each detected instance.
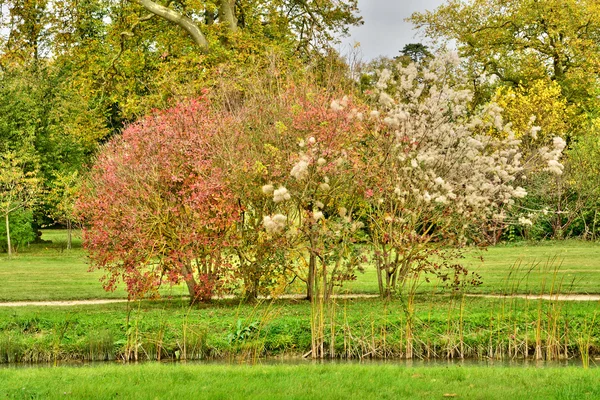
[399,43,432,63]
[46,170,81,221]
[410,0,600,117]
[0,150,41,255]
[78,97,240,300]
[514,131,600,240]
[256,91,370,299]
[492,79,576,142]
[0,209,36,253]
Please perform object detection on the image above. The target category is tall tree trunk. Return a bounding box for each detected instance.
[5,213,11,257]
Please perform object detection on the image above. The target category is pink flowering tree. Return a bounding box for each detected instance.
[78,98,240,302]
[361,53,566,298]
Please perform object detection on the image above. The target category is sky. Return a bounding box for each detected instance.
[341,0,447,61]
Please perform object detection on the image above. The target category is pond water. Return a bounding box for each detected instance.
[1,356,596,369]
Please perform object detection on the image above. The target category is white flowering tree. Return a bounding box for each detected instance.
[361,54,566,298]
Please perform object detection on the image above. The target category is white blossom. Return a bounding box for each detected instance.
[290,158,309,180]
[263,214,287,233]
[422,191,431,203]
[331,100,343,111]
[513,187,527,198]
[518,216,533,226]
[273,186,291,203]
[261,184,274,195]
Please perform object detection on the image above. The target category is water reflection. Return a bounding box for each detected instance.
[1,356,596,369]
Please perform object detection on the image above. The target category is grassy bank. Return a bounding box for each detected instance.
[1,295,599,363]
[2,363,600,399]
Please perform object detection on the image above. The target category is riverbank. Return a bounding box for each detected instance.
[1,295,599,363]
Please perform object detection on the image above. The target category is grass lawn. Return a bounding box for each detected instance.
[1,231,600,397]
[344,241,600,295]
[3,230,599,301]
[0,230,191,301]
[1,363,599,399]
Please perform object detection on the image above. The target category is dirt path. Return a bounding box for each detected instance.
[0,294,380,307]
[2,293,599,307]
[467,293,600,301]
[0,299,129,307]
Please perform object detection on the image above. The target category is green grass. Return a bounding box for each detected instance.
[342,241,600,295]
[2,230,600,301]
[2,230,600,363]
[1,363,599,399]
[0,230,191,301]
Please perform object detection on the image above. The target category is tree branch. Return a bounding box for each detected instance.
[135,0,209,51]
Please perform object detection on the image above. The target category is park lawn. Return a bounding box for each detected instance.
[0,230,190,301]
[1,230,599,301]
[1,363,600,399]
[335,240,600,295]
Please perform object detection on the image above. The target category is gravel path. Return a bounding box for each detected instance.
[0,299,129,307]
[2,293,599,307]
[0,293,380,307]
[467,293,600,301]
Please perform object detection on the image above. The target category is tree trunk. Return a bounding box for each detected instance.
[5,213,11,257]
[136,0,209,51]
[219,0,238,32]
[375,253,385,298]
[66,220,72,250]
[306,251,316,300]
[181,264,198,303]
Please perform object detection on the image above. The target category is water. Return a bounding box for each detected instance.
[1,356,596,369]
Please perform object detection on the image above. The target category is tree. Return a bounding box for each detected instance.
[0,151,40,256]
[361,53,567,298]
[46,170,81,249]
[78,97,240,301]
[492,79,576,142]
[400,43,432,63]
[410,0,600,119]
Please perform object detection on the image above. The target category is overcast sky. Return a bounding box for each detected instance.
[341,0,447,61]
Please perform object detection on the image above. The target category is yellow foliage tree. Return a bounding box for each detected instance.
[492,79,576,142]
